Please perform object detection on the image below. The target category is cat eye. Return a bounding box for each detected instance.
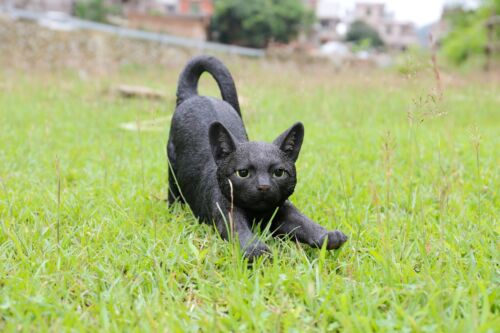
[236,169,250,178]
[273,168,287,178]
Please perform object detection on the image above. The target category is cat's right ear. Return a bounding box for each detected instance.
[273,122,304,162]
[209,122,236,162]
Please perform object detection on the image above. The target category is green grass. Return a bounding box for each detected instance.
[0,62,498,332]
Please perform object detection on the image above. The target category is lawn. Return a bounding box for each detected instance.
[0,56,498,332]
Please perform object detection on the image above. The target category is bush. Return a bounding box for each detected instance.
[345,20,384,48]
[440,1,499,65]
[74,0,120,23]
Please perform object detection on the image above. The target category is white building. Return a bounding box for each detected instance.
[353,2,419,50]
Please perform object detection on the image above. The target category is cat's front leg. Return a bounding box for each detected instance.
[214,206,270,262]
[272,201,347,250]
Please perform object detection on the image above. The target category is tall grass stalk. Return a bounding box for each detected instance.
[0,177,12,218]
[136,118,145,191]
[471,127,482,223]
[55,155,61,246]
[382,131,395,218]
[338,165,350,223]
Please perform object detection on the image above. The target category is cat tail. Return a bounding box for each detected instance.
[176,55,241,117]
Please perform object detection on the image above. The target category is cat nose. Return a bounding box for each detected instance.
[257,184,271,192]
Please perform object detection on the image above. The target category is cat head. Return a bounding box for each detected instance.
[209,122,304,212]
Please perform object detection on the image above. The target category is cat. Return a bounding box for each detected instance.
[167,55,347,262]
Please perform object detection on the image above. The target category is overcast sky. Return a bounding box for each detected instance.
[317,0,481,26]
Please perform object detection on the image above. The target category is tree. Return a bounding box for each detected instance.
[211,0,314,48]
[345,20,384,48]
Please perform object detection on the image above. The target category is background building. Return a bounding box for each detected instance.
[353,2,419,50]
[6,0,424,49]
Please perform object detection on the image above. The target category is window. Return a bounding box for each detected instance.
[401,25,412,35]
[166,4,176,13]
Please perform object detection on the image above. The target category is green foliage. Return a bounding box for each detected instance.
[211,0,314,48]
[74,0,120,23]
[345,20,384,48]
[441,1,499,65]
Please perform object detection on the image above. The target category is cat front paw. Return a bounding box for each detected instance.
[319,230,348,250]
[243,241,271,263]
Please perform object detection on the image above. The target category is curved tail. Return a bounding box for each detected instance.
[176,55,241,116]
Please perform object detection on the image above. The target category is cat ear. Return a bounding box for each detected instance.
[209,122,237,162]
[273,122,304,162]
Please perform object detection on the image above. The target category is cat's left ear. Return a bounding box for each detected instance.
[209,122,237,162]
[273,122,304,162]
